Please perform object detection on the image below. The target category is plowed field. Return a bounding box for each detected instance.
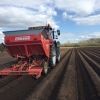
[0,47,100,100]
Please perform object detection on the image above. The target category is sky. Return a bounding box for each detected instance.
[0,0,100,43]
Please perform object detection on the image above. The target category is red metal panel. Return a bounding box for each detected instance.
[5,34,41,44]
[5,34,47,57]
[41,34,51,58]
[0,67,43,78]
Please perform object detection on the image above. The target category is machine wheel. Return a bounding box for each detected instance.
[42,61,49,75]
[49,46,56,68]
[57,53,61,63]
[56,47,61,63]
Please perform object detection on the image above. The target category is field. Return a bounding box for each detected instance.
[0,47,100,100]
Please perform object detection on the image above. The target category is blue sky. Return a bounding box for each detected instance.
[0,0,100,43]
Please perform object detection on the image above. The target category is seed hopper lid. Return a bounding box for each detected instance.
[3,28,44,36]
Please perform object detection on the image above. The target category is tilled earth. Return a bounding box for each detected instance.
[0,51,16,69]
[0,47,100,100]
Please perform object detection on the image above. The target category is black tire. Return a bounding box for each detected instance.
[56,47,61,63]
[49,45,56,68]
[42,61,49,75]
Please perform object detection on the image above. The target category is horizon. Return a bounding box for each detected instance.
[0,0,100,43]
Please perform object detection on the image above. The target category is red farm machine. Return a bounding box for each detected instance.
[0,24,61,78]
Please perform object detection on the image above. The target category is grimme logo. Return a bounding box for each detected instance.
[15,36,30,41]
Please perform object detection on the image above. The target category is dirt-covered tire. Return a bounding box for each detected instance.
[56,53,61,63]
[56,42,61,63]
[49,45,56,68]
[42,61,49,75]
[56,47,61,63]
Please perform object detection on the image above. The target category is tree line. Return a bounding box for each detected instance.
[61,38,100,47]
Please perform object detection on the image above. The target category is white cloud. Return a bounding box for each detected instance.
[94,0,100,11]
[0,0,100,28]
[72,14,100,25]
[55,0,100,25]
[62,12,68,19]
[0,0,49,9]
[55,0,95,16]
[0,0,58,29]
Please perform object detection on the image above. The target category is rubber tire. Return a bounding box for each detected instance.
[42,61,49,75]
[56,53,61,63]
[49,46,56,68]
[56,46,61,63]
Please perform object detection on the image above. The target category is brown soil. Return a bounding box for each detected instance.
[0,47,99,100]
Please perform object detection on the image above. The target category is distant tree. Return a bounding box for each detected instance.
[61,38,100,47]
[79,38,100,46]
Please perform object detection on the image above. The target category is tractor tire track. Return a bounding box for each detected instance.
[78,51,100,99]
[81,49,100,64]
[79,50,100,76]
[56,49,78,100]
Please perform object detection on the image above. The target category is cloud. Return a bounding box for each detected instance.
[0,0,58,29]
[62,12,68,19]
[72,14,100,25]
[0,0,49,9]
[55,0,95,16]
[0,0,100,28]
[94,0,100,11]
[56,0,100,25]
